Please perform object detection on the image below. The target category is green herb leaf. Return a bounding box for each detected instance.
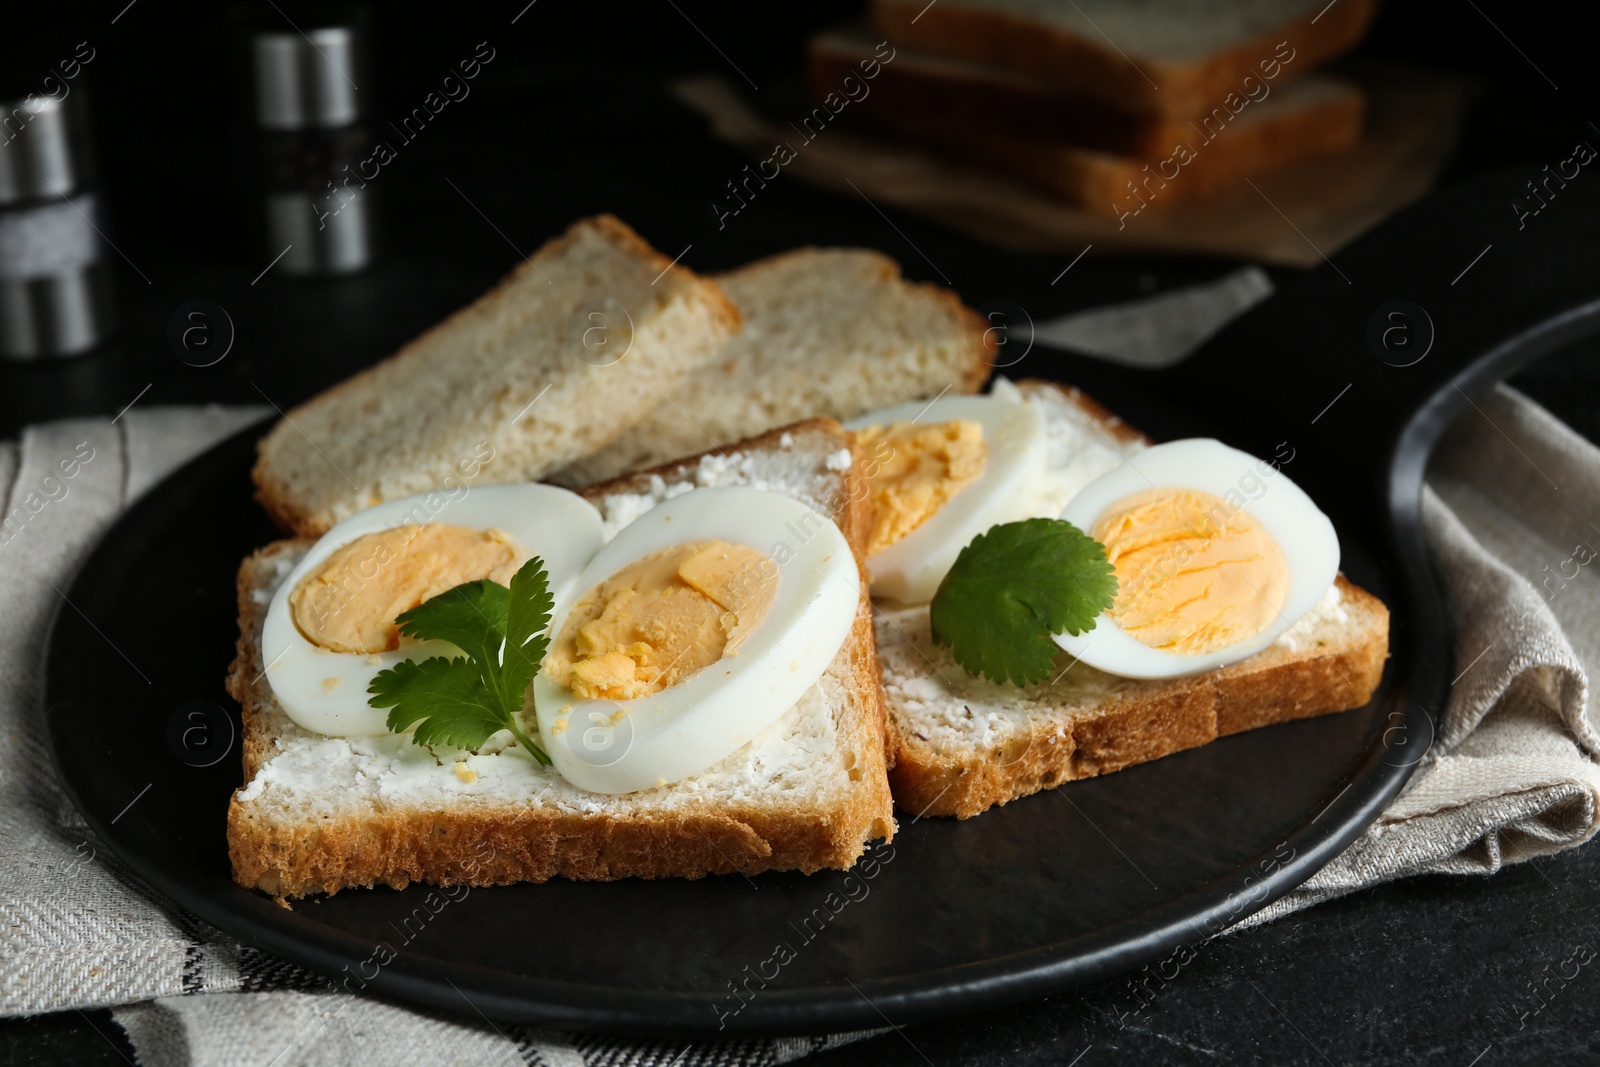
[503,555,554,716]
[367,556,553,763]
[392,579,513,709]
[929,518,1118,687]
[369,656,506,750]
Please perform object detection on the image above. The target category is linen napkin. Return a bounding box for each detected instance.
[1248,384,1600,922]
[1035,276,1600,919]
[1,289,1596,1063]
[0,405,879,1064]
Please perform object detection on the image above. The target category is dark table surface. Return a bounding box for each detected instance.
[4,2,1599,1063]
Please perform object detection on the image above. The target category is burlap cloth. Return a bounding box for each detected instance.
[2,278,1595,1064]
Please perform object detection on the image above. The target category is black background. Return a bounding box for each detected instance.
[3,1,1600,1064]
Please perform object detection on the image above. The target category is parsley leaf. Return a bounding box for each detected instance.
[503,555,555,717]
[368,656,506,748]
[367,556,553,763]
[929,519,1118,687]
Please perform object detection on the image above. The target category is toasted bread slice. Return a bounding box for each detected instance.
[919,77,1364,212]
[552,248,993,487]
[871,0,1378,119]
[227,419,894,898]
[811,22,1346,159]
[878,380,1389,818]
[252,215,740,537]
[809,26,1366,211]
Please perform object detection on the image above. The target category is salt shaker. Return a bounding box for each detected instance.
[0,85,115,359]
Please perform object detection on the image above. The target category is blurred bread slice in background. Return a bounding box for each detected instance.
[994,76,1364,210]
[552,248,994,487]
[870,0,1378,118]
[252,215,739,536]
[812,22,1241,157]
[810,20,1367,213]
[874,79,1364,211]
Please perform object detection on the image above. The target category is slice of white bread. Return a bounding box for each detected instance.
[551,248,993,487]
[878,380,1389,818]
[908,77,1365,212]
[809,25,1366,212]
[809,22,1339,158]
[227,419,894,897]
[252,215,741,537]
[871,0,1378,118]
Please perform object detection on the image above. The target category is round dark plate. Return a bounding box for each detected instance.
[40,171,1600,1036]
[40,412,1406,1038]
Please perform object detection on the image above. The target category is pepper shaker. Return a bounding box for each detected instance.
[235,8,376,275]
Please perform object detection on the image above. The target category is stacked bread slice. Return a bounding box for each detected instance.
[806,1,1377,212]
[252,216,741,536]
[551,247,992,487]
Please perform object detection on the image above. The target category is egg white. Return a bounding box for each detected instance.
[533,486,860,794]
[845,394,1046,605]
[1052,439,1340,679]
[261,484,605,736]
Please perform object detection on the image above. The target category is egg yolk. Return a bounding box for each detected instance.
[291,525,519,654]
[855,419,986,556]
[1091,488,1288,655]
[544,539,777,701]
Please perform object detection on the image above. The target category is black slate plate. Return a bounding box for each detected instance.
[41,170,1600,1036]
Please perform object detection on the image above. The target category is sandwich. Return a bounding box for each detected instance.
[841,378,1388,817]
[228,419,894,896]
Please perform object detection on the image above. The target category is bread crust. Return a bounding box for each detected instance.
[875,81,1366,212]
[889,575,1389,819]
[229,541,307,784]
[251,214,743,537]
[870,0,1378,118]
[229,804,876,898]
[884,380,1390,818]
[227,419,895,897]
[810,26,1364,169]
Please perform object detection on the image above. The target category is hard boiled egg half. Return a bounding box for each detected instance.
[534,486,859,794]
[260,484,605,736]
[845,394,1047,604]
[1053,439,1339,679]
